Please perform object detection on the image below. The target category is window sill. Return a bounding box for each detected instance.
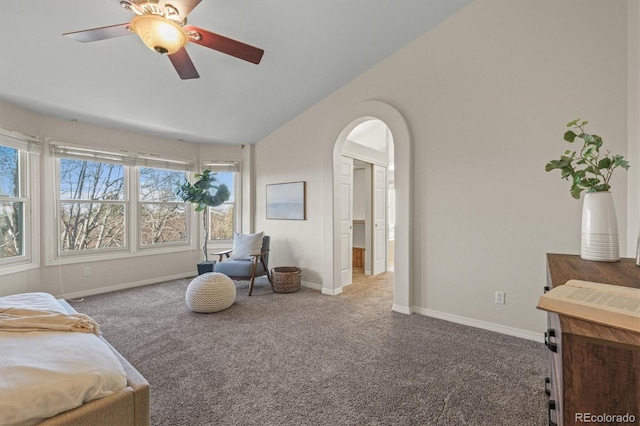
[46,244,196,267]
[0,261,40,277]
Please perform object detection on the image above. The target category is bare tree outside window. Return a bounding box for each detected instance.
[59,159,126,251]
[208,171,235,240]
[0,145,23,259]
[55,155,237,258]
[209,203,233,240]
[139,167,188,245]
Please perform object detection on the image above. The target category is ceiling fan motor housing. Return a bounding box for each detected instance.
[130,14,188,55]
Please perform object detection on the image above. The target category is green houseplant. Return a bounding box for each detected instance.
[545,119,630,262]
[545,119,629,199]
[176,170,230,263]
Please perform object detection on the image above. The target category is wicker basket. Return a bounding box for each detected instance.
[271,266,302,293]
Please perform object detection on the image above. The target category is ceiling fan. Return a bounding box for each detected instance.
[63,0,264,80]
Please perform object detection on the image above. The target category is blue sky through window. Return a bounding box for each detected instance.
[213,172,234,203]
[0,146,18,197]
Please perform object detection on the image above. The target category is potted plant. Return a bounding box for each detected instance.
[545,119,630,261]
[177,170,230,273]
[545,119,629,199]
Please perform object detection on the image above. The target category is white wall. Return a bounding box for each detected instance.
[1,1,636,337]
[0,100,245,298]
[254,0,637,336]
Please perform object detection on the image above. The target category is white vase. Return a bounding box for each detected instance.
[581,191,619,262]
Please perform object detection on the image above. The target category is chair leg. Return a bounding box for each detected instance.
[248,258,259,296]
[248,275,256,296]
[262,255,272,283]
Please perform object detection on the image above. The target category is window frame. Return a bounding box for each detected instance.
[136,166,191,250]
[56,157,130,257]
[48,140,197,265]
[0,128,40,275]
[200,162,241,249]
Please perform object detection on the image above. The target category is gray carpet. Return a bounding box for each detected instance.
[70,272,548,426]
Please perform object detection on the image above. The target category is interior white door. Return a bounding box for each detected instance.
[340,156,353,286]
[372,164,387,275]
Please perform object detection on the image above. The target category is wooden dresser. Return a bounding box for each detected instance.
[544,254,640,426]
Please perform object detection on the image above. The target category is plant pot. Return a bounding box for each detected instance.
[581,191,619,262]
[197,261,216,275]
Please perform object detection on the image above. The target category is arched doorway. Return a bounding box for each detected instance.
[341,119,393,282]
[323,100,412,314]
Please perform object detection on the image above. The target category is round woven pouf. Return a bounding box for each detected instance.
[186,272,236,313]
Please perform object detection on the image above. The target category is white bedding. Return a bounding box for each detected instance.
[0,293,127,426]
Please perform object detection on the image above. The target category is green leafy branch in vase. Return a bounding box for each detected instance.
[545,119,630,199]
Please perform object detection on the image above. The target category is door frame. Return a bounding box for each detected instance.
[339,156,354,286]
[371,163,387,275]
[323,100,412,314]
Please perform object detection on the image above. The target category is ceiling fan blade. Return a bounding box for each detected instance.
[184,25,264,64]
[168,47,200,80]
[63,23,131,43]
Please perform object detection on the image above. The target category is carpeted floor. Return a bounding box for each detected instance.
[70,272,548,426]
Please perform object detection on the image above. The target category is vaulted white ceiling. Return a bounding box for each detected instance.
[0,0,471,145]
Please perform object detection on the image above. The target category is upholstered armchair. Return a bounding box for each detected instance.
[213,233,272,296]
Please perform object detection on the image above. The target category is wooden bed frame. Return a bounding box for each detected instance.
[36,301,150,426]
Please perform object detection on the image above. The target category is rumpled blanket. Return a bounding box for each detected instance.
[0,293,125,425]
[0,308,100,335]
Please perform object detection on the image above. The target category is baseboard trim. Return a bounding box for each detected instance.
[414,307,544,343]
[58,272,195,300]
[392,304,413,314]
[321,286,343,296]
[301,281,322,291]
[63,276,326,300]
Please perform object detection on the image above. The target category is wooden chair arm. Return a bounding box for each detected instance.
[248,250,272,281]
[250,249,270,266]
[213,249,233,261]
[249,248,270,258]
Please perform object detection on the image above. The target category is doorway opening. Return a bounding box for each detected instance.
[327,100,411,313]
[342,119,395,286]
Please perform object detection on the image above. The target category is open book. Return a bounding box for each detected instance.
[537,280,640,333]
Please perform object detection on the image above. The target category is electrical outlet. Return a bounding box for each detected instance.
[495,291,505,304]
[84,267,92,276]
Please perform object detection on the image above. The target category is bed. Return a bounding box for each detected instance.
[0,292,150,426]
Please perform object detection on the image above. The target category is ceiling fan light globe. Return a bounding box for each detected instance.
[130,14,187,55]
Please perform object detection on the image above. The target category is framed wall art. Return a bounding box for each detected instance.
[266,181,306,220]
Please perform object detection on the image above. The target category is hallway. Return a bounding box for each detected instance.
[343,269,394,307]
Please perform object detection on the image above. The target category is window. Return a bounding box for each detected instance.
[0,129,39,270]
[52,141,195,260]
[208,171,235,240]
[202,163,240,241]
[139,167,188,246]
[59,158,126,253]
[0,145,24,260]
